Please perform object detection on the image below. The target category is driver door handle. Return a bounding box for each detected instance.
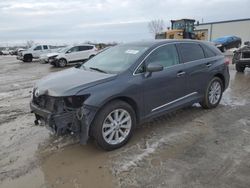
[177,71,186,77]
[206,63,212,67]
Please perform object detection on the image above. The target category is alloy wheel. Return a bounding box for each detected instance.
[102,109,132,145]
[208,81,222,105]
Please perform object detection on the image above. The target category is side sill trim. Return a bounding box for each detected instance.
[151,92,198,112]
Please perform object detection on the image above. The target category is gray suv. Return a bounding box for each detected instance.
[30,40,230,150]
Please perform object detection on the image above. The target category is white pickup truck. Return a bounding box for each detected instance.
[17,45,58,62]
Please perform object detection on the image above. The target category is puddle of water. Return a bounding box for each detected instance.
[39,144,115,188]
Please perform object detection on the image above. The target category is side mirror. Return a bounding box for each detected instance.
[146,63,163,73]
[145,63,163,77]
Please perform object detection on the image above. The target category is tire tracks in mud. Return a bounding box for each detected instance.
[108,105,250,188]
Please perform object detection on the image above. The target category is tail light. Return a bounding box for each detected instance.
[224,57,230,65]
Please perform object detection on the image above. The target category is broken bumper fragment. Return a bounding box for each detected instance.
[30,99,96,144]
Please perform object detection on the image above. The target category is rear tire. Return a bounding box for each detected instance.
[91,100,136,151]
[235,63,245,72]
[200,77,223,109]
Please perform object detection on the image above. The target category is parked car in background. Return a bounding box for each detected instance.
[11,48,25,56]
[213,35,242,52]
[30,40,229,150]
[17,45,58,62]
[49,44,98,67]
[1,48,10,55]
[39,47,66,64]
[232,41,250,72]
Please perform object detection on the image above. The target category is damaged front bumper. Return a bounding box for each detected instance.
[17,55,23,60]
[30,101,96,144]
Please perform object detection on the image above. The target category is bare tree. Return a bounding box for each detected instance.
[148,19,165,35]
[26,40,35,48]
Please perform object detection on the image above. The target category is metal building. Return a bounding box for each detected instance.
[195,18,250,43]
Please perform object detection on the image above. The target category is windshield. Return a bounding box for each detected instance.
[81,45,148,74]
[56,47,68,53]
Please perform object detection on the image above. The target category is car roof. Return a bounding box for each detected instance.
[120,39,210,48]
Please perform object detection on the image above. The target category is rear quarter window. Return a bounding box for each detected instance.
[202,44,217,58]
[177,43,205,63]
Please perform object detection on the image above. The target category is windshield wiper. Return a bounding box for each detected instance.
[89,67,107,73]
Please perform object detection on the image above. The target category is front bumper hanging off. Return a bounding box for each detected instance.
[30,102,96,144]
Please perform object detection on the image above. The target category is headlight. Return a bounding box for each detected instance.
[63,95,90,108]
[216,44,222,47]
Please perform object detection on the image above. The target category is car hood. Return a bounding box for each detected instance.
[34,68,116,97]
[47,52,59,57]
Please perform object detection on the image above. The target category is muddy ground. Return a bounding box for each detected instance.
[0,56,250,188]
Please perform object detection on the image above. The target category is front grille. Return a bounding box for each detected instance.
[242,52,250,59]
[33,95,56,112]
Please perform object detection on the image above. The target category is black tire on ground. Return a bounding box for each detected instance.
[232,53,240,64]
[58,58,67,67]
[23,54,33,62]
[200,77,223,109]
[91,100,136,151]
[235,63,245,72]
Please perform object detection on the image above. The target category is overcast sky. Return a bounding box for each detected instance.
[0,0,249,46]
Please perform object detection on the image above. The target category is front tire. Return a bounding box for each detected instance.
[91,100,136,150]
[235,63,245,72]
[200,77,223,109]
[58,58,67,67]
[23,54,33,62]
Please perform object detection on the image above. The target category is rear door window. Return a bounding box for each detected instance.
[177,43,205,63]
[43,45,48,50]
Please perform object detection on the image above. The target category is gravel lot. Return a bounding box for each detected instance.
[0,56,250,188]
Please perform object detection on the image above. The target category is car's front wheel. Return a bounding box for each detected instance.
[91,100,136,150]
[200,77,223,109]
[58,58,67,67]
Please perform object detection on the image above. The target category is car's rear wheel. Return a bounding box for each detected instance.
[91,100,136,150]
[58,58,67,67]
[200,77,223,109]
[235,63,245,72]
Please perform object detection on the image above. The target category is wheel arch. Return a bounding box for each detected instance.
[213,73,225,91]
[59,57,68,63]
[92,96,140,125]
[24,53,33,58]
